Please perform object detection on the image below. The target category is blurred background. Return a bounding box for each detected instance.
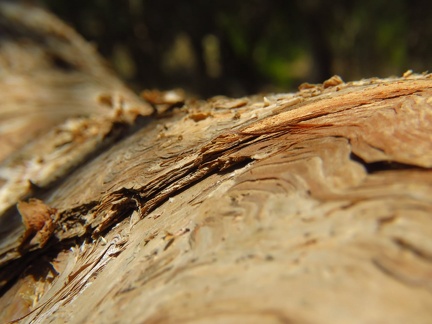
[36,0,431,98]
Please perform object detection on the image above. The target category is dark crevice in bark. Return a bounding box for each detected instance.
[0,138,257,279]
[392,237,432,263]
[0,237,78,298]
[350,152,429,174]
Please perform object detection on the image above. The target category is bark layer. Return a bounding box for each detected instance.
[1,3,432,324]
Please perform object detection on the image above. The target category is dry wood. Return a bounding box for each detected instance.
[0,1,153,274]
[1,3,432,324]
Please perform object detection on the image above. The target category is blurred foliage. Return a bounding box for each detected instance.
[37,0,431,97]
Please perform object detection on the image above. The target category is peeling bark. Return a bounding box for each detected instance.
[1,3,432,324]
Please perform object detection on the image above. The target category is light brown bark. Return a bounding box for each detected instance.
[1,3,432,324]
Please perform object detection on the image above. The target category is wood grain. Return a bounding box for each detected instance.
[1,3,432,323]
[1,74,431,323]
[0,1,153,269]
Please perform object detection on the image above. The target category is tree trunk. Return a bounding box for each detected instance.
[1,3,432,324]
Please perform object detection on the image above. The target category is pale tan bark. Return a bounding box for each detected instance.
[1,3,432,324]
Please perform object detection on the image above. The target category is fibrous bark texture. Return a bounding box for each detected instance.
[1,3,432,324]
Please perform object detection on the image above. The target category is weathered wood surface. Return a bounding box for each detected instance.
[1,3,432,324]
[0,1,153,274]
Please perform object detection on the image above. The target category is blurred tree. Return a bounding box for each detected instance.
[35,0,431,97]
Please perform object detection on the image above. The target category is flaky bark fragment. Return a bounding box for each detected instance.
[17,199,57,249]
